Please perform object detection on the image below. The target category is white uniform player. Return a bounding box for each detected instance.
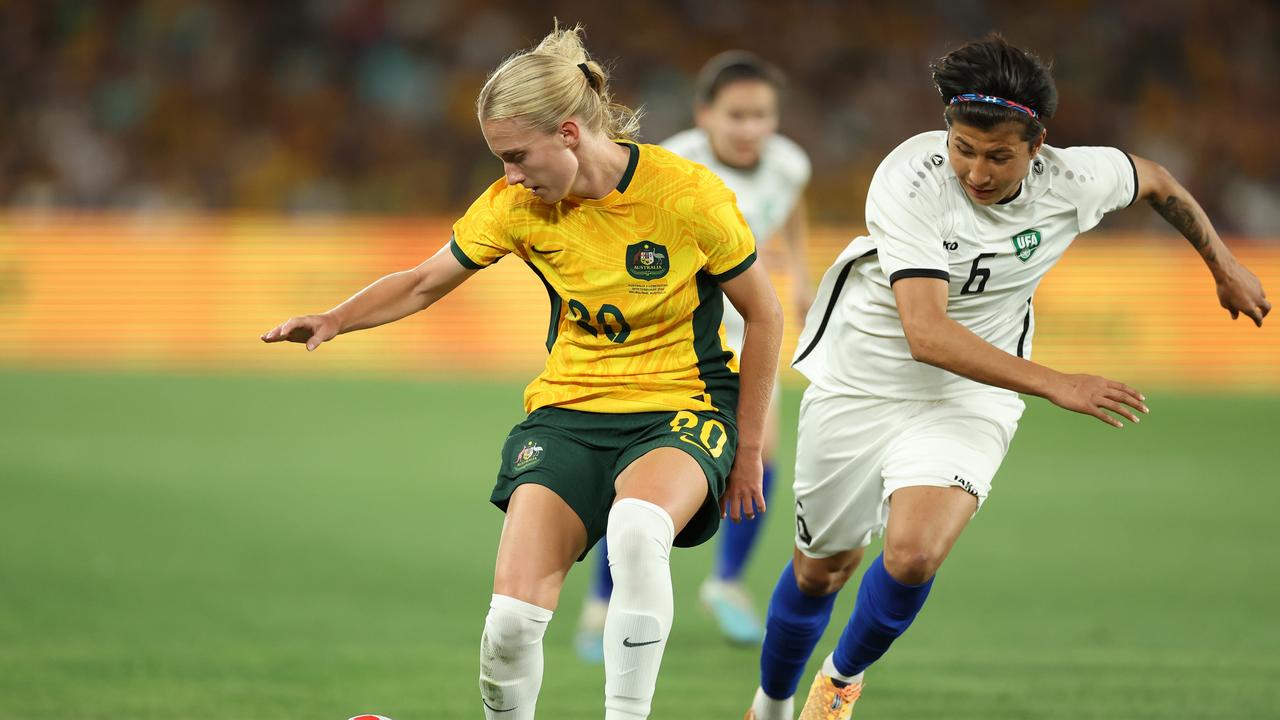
[749,36,1269,720]
[790,130,1137,557]
[664,128,811,354]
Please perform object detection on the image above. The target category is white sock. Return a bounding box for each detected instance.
[479,594,553,720]
[821,653,864,686]
[750,686,794,720]
[602,498,676,720]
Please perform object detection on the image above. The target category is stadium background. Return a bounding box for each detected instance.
[2,1,1277,719]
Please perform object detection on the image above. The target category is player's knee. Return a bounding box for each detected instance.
[882,541,944,585]
[606,499,675,587]
[794,567,846,596]
[483,595,551,649]
[484,612,541,648]
[793,548,862,596]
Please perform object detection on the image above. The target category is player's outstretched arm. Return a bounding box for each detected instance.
[260,242,479,351]
[894,277,1149,428]
[1130,153,1270,326]
[720,263,784,521]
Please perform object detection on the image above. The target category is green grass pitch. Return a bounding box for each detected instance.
[2,369,1278,719]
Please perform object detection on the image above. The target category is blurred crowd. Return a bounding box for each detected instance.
[2,0,1277,235]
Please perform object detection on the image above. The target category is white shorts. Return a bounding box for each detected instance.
[792,384,1025,558]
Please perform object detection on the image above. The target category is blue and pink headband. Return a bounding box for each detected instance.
[949,93,1039,119]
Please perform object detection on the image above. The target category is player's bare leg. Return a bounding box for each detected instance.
[882,485,975,584]
[481,484,586,720]
[605,447,708,720]
[798,485,976,719]
[793,546,864,596]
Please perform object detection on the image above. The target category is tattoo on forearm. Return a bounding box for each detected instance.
[1149,194,1215,262]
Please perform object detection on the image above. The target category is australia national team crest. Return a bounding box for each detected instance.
[1011,229,1042,262]
[513,439,544,472]
[626,241,669,281]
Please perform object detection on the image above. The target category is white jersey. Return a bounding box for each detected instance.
[793,130,1137,400]
[662,128,811,248]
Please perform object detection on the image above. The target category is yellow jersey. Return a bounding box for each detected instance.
[450,142,757,415]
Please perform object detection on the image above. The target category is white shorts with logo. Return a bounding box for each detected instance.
[793,383,1025,558]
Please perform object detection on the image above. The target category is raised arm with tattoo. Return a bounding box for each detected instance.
[1131,154,1271,326]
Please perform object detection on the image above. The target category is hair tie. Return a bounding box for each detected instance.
[577,62,598,91]
[949,93,1038,119]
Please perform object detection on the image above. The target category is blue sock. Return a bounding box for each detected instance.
[759,560,838,700]
[715,461,774,581]
[591,537,613,601]
[831,553,933,678]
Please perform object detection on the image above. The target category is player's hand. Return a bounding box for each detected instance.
[260,313,340,351]
[1046,373,1149,428]
[1214,260,1270,327]
[721,449,766,523]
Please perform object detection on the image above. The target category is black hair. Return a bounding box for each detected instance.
[695,50,786,106]
[931,33,1057,143]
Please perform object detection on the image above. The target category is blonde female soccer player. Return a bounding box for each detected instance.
[744,34,1269,720]
[262,25,783,720]
[578,50,812,655]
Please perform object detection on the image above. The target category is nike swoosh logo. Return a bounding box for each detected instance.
[622,637,661,647]
[530,246,561,254]
[678,435,712,457]
[482,699,517,713]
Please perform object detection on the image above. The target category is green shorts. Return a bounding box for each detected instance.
[490,406,738,559]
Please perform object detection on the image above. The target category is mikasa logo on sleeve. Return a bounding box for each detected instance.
[1011,229,1042,262]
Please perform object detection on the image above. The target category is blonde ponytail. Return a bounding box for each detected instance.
[477,22,641,140]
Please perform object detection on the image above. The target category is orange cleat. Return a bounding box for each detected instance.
[796,672,862,720]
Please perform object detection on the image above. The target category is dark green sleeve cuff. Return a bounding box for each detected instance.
[710,250,757,283]
[449,236,487,270]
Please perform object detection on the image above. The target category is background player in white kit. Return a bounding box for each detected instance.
[745,34,1271,720]
[577,51,812,658]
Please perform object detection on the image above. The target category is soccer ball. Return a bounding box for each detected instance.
[347,716,392,720]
